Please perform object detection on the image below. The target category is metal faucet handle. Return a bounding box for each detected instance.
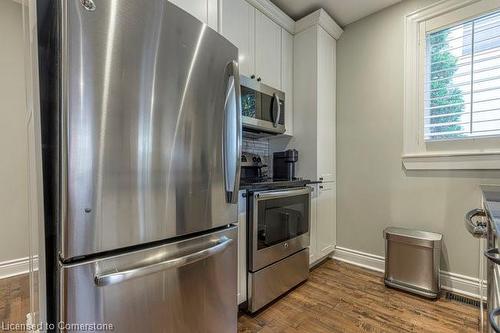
[464,208,487,238]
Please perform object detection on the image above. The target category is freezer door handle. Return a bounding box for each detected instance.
[94,237,234,287]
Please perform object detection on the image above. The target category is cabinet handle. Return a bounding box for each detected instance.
[257,77,261,82]
[250,74,255,79]
[319,186,324,189]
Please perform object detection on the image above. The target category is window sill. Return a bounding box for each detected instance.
[402,152,500,170]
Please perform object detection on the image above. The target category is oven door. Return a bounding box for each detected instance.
[249,187,311,272]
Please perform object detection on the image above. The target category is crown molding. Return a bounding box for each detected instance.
[245,0,295,34]
[295,9,343,40]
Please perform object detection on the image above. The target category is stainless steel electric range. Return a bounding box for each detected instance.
[240,152,312,313]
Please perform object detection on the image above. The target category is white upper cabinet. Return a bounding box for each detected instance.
[316,28,336,182]
[169,0,218,30]
[220,0,255,77]
[281,29,293,136]
[255,11,282,89]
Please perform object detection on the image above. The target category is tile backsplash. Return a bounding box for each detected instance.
[242,136,271,178]
[242,137,269,156]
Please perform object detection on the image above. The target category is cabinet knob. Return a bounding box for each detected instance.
[257,77,261,82]
[250,74,256,79]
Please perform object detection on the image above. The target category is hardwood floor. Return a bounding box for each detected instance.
[0,274,30,326]
[0,260,484,332]
[238,260,484,333]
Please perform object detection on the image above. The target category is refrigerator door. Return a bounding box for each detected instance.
[60,226,237,332]
[60,0,241,259]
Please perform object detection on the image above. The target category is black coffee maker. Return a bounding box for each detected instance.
[273,149,298,181]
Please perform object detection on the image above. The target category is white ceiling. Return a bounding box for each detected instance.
[269,0,402,27]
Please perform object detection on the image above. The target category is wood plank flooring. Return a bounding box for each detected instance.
[0,260,484,332]
[238,259,484,333]
[0,274,30,326]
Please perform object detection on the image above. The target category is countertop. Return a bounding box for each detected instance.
[481,185,500,235]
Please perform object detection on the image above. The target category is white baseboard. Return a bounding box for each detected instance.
[332,246,485,299]
[332,246,385,273]
[0,256,38,279]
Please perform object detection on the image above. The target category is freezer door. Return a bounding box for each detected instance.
[60,226,237,332]
[59,0,241,259]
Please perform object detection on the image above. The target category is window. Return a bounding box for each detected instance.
[403,0,500,170]
[425,11,500,141]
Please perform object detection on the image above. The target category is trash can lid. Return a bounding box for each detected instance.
[383,227,442,242]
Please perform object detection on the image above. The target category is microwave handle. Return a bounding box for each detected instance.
[273,93,281,128]
[223,60,242,204]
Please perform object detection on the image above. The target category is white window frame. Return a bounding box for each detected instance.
[403,0,500,170]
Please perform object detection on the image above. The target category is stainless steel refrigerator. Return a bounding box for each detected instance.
[36,0,241,331]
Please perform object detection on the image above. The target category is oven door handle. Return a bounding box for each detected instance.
[490,307,500,333]
[485,248,500,265]
[255,187,312,200]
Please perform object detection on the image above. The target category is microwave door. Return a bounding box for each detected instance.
[240,76,285,135]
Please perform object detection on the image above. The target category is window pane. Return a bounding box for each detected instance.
[424,10,500,141]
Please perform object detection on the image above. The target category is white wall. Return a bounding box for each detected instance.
[336,0,500,278]
[0,0,29,264]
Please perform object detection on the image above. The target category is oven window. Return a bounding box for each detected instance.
[257,194,309,250]
[241,86,257,118]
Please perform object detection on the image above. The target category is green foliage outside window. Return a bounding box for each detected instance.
[428,30,466,139]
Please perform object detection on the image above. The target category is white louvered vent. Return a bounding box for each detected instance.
[425,10,500,141]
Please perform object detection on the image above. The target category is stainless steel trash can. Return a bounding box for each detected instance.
[383,227,442,299]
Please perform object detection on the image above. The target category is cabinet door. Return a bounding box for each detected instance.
[255,11,281,89]
[309,185,318,265]
[237,191,247,305]
[220,0,255,77]
[281,29,293,136]
[316,27,336,182]
[316,182,336,258]
[168,0,217,31]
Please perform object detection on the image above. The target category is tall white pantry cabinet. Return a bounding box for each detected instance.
[292,10,343,265]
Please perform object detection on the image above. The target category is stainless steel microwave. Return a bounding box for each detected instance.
[240,75,285,135]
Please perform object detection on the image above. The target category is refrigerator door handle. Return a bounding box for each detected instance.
[94,237,234,287]
[223,60,242,204]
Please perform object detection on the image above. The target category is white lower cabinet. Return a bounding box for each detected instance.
[309,185,318,264]
[309,183,336,265]
[237,191,247,305]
